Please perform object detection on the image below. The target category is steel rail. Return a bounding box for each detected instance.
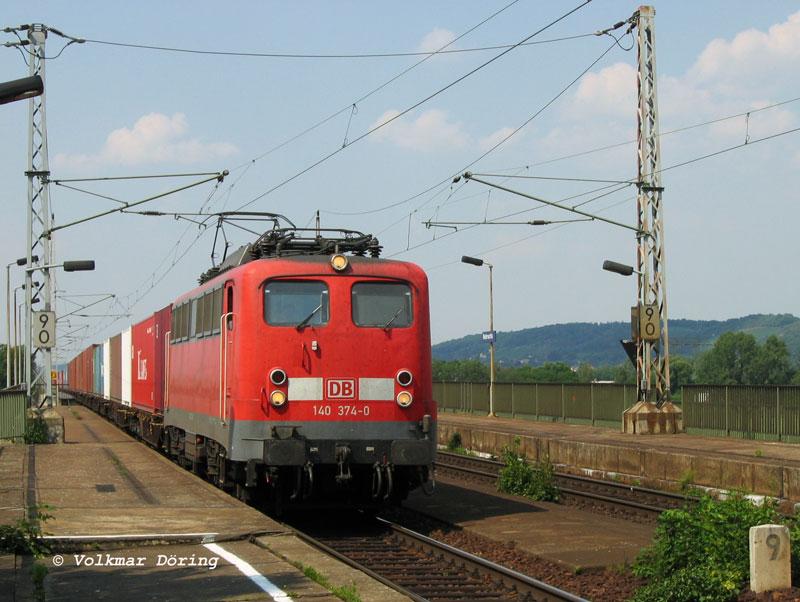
[291,515,587,602]
[436,450,697,517]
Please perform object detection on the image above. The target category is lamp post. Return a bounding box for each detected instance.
[6,257,28,388]
[15,296,24,387]
[461,255,496,417]
[24,259,94,407]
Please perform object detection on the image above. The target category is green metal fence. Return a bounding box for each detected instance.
[435,381,800,440]
[434,381,635,428]
[0,391,26,441]
[682,384,800,442]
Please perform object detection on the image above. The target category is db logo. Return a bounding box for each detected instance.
[326,378,356,399]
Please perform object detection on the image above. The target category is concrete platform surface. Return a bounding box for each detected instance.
[405,476,653,570]
[0,404,410,602]
[26,404,280,538]
[438,412,800,502]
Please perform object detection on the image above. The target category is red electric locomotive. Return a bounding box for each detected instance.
[67,215,437,510]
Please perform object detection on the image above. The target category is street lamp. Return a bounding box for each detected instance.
[461,255,496,417]
[23,258,95,407]
[63,260,96,272]
[602,260,638,277]
[0,75,43,105]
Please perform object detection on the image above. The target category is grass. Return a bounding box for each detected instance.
[31,561,48,602]
[444,431,477,456]
[255,539,362,602]
[678,469,695,491]
[24,416,49,444]
[300,564,361,602]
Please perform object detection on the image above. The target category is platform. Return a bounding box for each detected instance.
[0,404,408,601]
[404,477,654,570]
[438,412,800,504]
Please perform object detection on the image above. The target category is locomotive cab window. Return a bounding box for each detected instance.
[352,282,412,328]
[264,281,329,327]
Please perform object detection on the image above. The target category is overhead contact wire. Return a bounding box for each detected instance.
[230,0,524,171]
[234,0,594,212]
[82,32,594,59]
[327,24,623,219]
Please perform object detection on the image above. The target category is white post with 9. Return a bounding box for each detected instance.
[749,524,791,593]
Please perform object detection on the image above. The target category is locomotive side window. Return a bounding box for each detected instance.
[226,286,234,331]
[352,282,412,328]
[180,303,188,340]
[170,306,177,342]
[169,289,226,343]
[189,299,198,338]
[172,303,184,342]
[264,281,329,327]
[212,288,222,334]
[202,292,213,336]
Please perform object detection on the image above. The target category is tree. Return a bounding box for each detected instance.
[532,362,577,383]
[669,356,695,392]
[695,332,795,385]
[695,332,759,384]
[612,361,636,385]
[751,335,794,384]
[432,359,488,382]
[575,362,595,383]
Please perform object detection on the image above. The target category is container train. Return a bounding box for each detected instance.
[67,217,436,511]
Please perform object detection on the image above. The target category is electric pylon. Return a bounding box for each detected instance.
[622,6,682,434]
[23,24,54,408]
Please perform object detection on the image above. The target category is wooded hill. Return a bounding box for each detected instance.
[432,313,800,366]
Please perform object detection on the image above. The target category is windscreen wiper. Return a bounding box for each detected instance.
[296,304,323,330]
[382,306,405,329]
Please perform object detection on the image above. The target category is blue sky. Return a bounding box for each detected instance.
[1,1,799,363]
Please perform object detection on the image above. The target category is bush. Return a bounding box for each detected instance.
[631,565,741,602]
[24,416,49,444]
[786,513,800,583]
[497,443,559,502]
[446,432,463,451]
[31,561,48,602]
[632,494,778,601]
[0,507,52,557]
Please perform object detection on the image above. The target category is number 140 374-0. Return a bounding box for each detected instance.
[312,403,371,417]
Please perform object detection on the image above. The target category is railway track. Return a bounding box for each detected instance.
[290,513,587,602]
[435,450,696,520]
[68,399,593,599]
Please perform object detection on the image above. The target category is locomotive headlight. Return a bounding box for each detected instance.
[270,368,287,386]
[396,391,413,408]
[396,369,413,387]
[330,253,349,272]
[270,390,287,407]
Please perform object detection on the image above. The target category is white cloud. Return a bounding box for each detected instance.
[688,11,800,94]
[417,28,457,54]
[370,109,469,152]
[566,62,636,120]
[54,112,237,169]
[479,127,518,151]
[560,11,800,143]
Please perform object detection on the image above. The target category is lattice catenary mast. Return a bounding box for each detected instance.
[634,6,669,406]
[24,24,55,408]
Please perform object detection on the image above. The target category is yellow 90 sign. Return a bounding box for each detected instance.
[639,304,660,341]
[33,310,56,349]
